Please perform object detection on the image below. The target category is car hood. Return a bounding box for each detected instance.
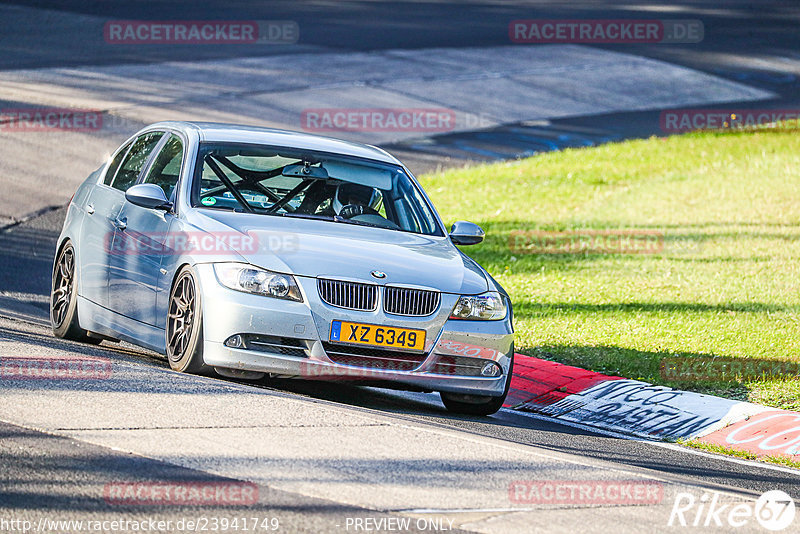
[184,210,489,295]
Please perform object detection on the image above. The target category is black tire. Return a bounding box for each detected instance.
[440,351,514,416]
[166,266,209,374]
[51,242,100,343]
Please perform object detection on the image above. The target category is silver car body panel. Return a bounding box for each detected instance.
[58,122,514,396]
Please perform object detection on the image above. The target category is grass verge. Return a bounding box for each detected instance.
[419,127,800,411]
[677,439,800,469]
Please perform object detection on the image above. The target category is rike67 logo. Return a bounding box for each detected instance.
[669,490,795,531]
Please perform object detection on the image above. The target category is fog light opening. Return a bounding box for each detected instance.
[481,361,502,377]
[225,334,244,348]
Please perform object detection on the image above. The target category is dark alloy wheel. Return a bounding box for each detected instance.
[166,266,209,374]
[51,242,99,343]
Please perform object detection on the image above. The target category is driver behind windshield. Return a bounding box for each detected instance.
[332,182,382,218]
[296,181,382,218]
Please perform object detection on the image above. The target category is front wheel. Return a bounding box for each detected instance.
[440,351,514,416]
[166,266,209,374]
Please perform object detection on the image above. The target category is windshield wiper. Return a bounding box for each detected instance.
[281,212,335,221]
[333,217,385,229]
[281,212,401,233]
[281,213,382,229]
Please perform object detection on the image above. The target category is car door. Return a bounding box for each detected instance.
[90,131,164,314]
[107,133,184,326]
[77,141,132,307]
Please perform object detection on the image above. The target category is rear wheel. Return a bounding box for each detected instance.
[440,351,514,416]
[51,242,100,343]
[166,266,209,374]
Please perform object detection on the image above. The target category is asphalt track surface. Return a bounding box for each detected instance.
[0,1,797,69]
[2,199,799,532]
[2,1,800,164]
[1,1,800,532]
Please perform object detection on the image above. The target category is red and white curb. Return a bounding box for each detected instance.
[503,354,800,462]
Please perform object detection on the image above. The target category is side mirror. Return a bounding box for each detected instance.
[449,221,485,246]
[125,183,171,210]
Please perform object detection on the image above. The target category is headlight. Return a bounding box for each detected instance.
[449,292,507,320]
[213,263,302,302]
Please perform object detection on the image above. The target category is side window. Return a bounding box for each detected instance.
[142,135,183,200]
[110,132,164,192]
[103,142,132,186]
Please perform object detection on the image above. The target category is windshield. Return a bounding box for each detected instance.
[191,143,443,236]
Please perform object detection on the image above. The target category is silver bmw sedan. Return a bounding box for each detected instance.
[51,122,514,415]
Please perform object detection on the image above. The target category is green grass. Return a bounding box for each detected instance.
[419,127,800,410]
[677,439,800,469]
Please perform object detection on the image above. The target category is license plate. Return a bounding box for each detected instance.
[329,320,426,351]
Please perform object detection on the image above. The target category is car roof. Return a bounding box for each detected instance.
[147,121,401,165]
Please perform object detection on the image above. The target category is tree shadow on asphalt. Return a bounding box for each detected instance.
[0,423,421,531]
[0,207,64,297]
[3,322,800,504]
[0,323,256,396]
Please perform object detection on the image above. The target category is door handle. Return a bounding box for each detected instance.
[86,204,95,215]
[114,217,127,230]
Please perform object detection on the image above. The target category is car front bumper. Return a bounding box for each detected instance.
[195,263,514,397]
